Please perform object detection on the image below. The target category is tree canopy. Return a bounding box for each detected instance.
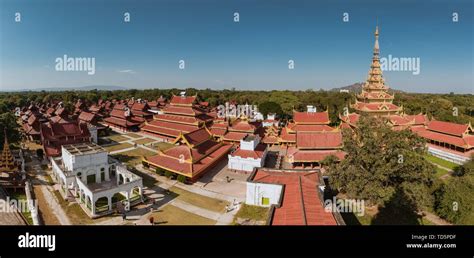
[328,115,435,212]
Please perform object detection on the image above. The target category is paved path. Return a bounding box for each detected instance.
[104,133,160,155]
[427,161,454,180]
[0,188,27,225]
[422,211,452,226]
[32,164,72,225]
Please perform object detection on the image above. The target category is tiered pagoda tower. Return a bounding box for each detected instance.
[0,132,17,174]
[351,26,401,116]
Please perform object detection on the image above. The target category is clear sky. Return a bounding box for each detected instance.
[0,0,473,93]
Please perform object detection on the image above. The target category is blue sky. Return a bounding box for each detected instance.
[0,0,472,93]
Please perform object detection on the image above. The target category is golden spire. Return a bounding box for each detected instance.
[374,26,379,53]
[0,129,16,172]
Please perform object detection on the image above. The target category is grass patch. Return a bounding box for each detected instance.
[149,205,216,225]
[104,143,133,152]
[125,133,142,138]
[169,186,229,213]
[8,190,33,225]
[133,138,156,145]
[434,167,451,178]
[424,154,459,170]
[52,190,111,225]
[152,142,175,152]
[420,217,436,225]
[112,148,157,166]
[105,134,129,143]
[234,204,269,222]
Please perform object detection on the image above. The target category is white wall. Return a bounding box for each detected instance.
[63,148,108,171]
[246,182,283,207]
[228,151,267,172]
[428,146,471,165]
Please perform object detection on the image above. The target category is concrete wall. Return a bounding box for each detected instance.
[428,146,471,165]
[246,182,283,207]
[228,148,267,172]
[62,148,108,171]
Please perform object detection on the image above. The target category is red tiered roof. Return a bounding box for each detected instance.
[145,128,232,179]
[293,111,330,124]
[251,169,337,225]
[154,114,201,125]
[352,102,400,112]
[229,119,257,133]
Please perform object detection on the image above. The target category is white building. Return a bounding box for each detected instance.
[228,135,268,172]
[51,143,143,218]
[262,113,278,127]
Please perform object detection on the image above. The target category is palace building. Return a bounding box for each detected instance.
[246,168,341,225]
[50,142,143,218]
[412,120,474,164]
[279,106,333,146]
[103,103,143,132]
[143,127,232,181]
[140,93,213,141]
[275,106,346,168]
[222,118,262,144]
[40,121,92,157]
[228,135,268,172]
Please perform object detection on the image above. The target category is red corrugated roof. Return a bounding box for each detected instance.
[286,147,346,162]
[252,169,337,225]
[230,143,266,159]
[287,124,335,132]
[170,95,196,106]
[78,111,96,123]
[293,111,330,124]
[183,128,211,146]
[296,131,343,149]
[415,128,473,149]
[155,114,200,125]
[427,120,470,137]
[223,131,247,142]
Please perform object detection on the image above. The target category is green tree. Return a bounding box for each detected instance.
[328,115,434,212]
[258,101,283,116]
[0,112,21,145]
[435,159,474,224]
[268,91,300,115]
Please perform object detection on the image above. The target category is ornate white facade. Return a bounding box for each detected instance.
[51,143,143,218]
